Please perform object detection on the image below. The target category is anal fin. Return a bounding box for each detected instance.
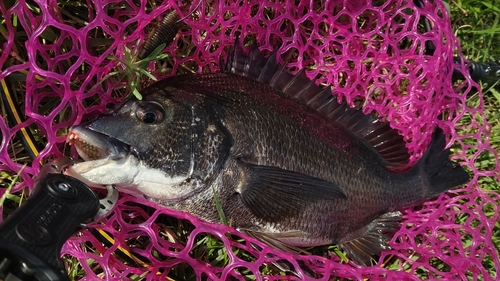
[339,211,402,266]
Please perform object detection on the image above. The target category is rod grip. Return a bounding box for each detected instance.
[0,174,99,281]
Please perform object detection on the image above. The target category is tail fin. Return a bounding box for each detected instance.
[418,128,470,198]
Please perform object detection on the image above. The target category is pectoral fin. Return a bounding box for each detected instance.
[237,162,346,221]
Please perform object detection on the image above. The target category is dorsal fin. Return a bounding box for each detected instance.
[223,40,409,169]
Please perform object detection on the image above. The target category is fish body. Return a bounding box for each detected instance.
[65,42,469,265]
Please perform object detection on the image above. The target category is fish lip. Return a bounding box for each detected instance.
[67,126,130,161]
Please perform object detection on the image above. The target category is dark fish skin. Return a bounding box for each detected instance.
[142,73,430,234]
[66,43,470,266]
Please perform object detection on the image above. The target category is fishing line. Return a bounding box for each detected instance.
[0,77,43,161]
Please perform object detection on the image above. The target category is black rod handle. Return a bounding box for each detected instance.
[0,174,99,281]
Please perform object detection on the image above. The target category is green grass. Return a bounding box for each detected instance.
[447,0,500,279]
[450,0,500,61]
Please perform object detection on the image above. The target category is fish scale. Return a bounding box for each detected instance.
[65,42,469,266]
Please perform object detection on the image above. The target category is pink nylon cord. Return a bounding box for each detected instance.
[1,0,499,279]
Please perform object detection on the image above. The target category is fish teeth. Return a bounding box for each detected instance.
[67,133,102,160]
[67,132,79,145]
[78,139,101,160]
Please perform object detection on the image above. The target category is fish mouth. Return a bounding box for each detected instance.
[67,126,130,161]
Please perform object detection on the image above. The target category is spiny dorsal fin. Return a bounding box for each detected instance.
[223,40,409,169]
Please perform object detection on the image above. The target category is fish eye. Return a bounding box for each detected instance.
[136,102,164,124]
[142,112,157,124]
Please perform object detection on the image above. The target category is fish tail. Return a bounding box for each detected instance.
[338,130,469,266]
[418,128,470,198]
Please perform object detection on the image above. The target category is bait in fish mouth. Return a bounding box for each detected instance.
[64,40,470,266]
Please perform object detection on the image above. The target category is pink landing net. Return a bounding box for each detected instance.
[1,0,499,280]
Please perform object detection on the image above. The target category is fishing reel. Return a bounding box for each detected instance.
[0,158,118,281]
[452,58,500,89]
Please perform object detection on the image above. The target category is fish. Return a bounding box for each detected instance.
[64,41,470,266]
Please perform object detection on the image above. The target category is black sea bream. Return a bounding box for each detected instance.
[65,42,470,265]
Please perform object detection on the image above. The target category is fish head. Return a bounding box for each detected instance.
[65,87,226,202]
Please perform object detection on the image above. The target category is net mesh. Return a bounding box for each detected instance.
[1,0,499,279]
